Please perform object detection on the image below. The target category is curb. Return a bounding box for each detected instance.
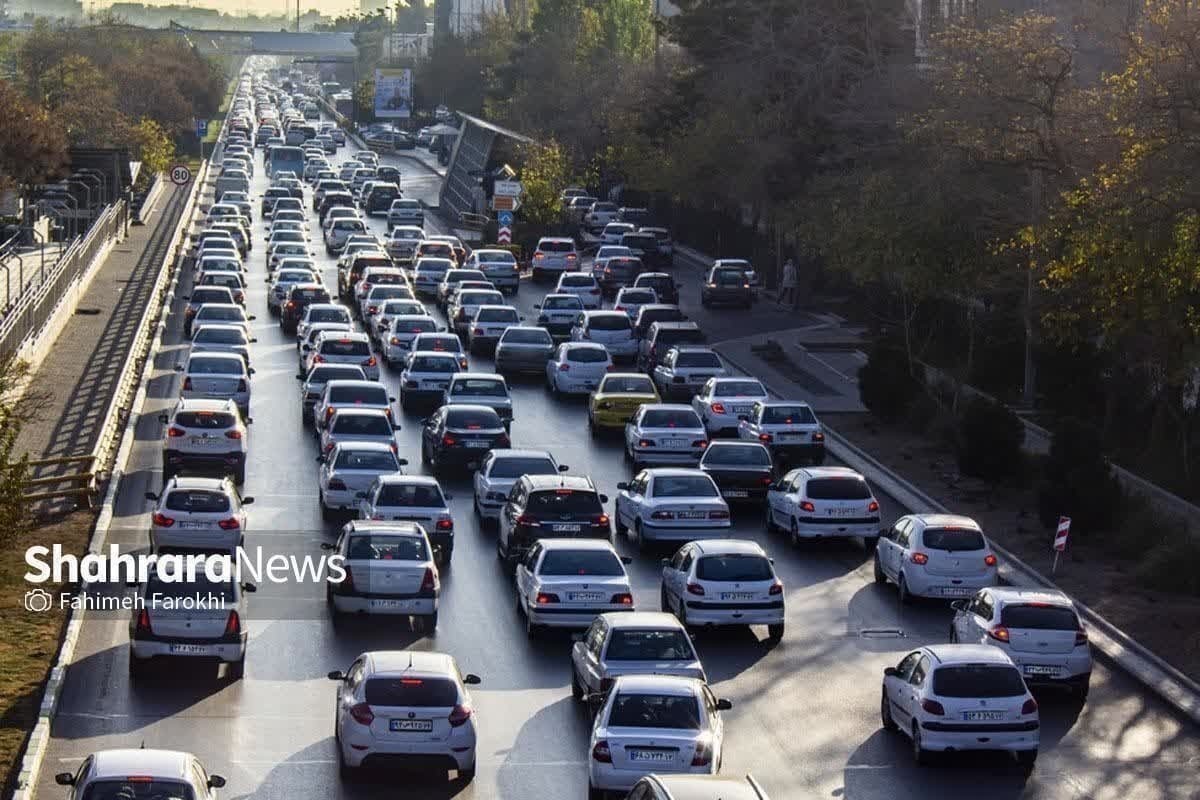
[716,345,1200,727]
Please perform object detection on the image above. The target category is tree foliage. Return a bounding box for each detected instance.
[0,78,67,194]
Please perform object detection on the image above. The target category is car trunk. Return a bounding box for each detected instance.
[365,678,456,743]
[349,558,427,597]
[535,575,628,608]
[1002,605,1080,656]
[188,374,242,396]
[704,467,771,497]
[608,728,697,772]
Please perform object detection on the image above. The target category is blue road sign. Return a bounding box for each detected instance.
[195,119,209,138]
[497,210,514,227]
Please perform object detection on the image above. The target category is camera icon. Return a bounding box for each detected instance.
[24,588,54,613]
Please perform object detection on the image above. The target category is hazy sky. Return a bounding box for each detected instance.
[94,0,362,16]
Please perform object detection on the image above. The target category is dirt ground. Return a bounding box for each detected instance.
[0,511,97,797]
[825,412,1200,684]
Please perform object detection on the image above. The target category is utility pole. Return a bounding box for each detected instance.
[296,0,300,33]
[1023,164,1041,408]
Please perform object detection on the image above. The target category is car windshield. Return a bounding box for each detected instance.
[80,780,195,800]
[452,379,507,397]
[195,328,245,345]
[566,347,607,363]
[164,489,230,512]
[345,534,428,561]
[1000,604,1079,630]
[642,410,701,428]
[309,366,364,383]
[932,665,1027,698]
[589,314,631,331]
[329,386,386,404]
[696,554,773,581]
[806,477,872,500]
[527,489,603,514]
[762,405,817,424]
[539,549,624,576]
[376,483,445,507]
[320,339,370,357]
[605,629,694,661]
[331,414,392,435]
[675,352,721,368]
[652,476,718,498]
[188,357,241,375]
[445,408,502,429]
[334,449,399,471]
[489,457,557,479]
[922,528,987,552]
[544,296,582,310]
[703,445,770,466]
[386,303,426,316]
[365,677,458,707]
[410,356,457,371]
[503,329,552,345]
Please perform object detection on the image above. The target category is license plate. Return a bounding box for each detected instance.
[629,750,674,763]
[178,521,210,530]
[691,375,713,382]
[678,511,706,520]
[389,718,433,732]
[425,382,449,390]
[569,592,604,602]
[584,382,597,390]
[938,586,972,597]
[1023,664,1061,676]
[827,508,857,517]
[962,711,1006,721]
[721,592,755,600]
[722,489,749,498]
[731,405,752,414]
[168,644,210,655]
[775,433,801,442]
[553,523,582,533]
[368,599,411,610]
[664,439,688,449]
[465,440,489,448]
[189,437,221,446]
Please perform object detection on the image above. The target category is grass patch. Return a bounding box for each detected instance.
[0,512,96,798]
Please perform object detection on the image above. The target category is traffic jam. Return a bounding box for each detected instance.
[57,70,1101,800]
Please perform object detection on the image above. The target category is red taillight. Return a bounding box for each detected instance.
[515,514,540,527]
[1075,628,1088,646]
[368,305,378,314]
[686,582,705,596]
[691,739,711,767]
[167,426,186,438]
[812,431,825,442]
[286,301,295,308]
[594,514,610,526]
[591,740,612,763]
[473,327,484,336]
[769,581,783,595]
[710,403,726,414]
[799,500,815,513]
[558,362,570,371]
[324,442,335,453]
[135,609,151,632]
[920,698,945,716]
[325,407,336,421]
[436,517,453,530]
[420,567,438,593]
[225,430,243,440]
[611,592,633,605]
[613,304,624,311]
[637,439,653,448]
[709,509,729,520]
[566,253,577,260]
[224,610,241,635]
[760,476,773,486]
[910,552,929,565]
[364,356,377,367]
[1021,697,1039,715]
[442,435,457,446]
[987,625,1010,642]
[312,354,325,363]
[448,703,473,727]
[758,432,773,443]
[692,439,708,448]
[536,592,560,605]
[182,377,193,391]
[349,702,375,726]
[868,500,879,512]
[152,513,174,527]
[984,553,998,567]
[650,510,675,520]
[218,517,241,530]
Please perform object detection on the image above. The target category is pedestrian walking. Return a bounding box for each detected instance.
[778,258,799,309]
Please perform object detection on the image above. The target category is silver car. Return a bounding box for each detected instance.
[317,441,406,520]
[570,611,704,699]
[322,521,439,623]
[494,326,556,375]
[178,352,252,415]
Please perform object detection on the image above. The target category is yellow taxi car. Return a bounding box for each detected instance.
[588,372,661,434]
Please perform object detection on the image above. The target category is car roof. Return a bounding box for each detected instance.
[365,649,456,675]
[376,474,439,486]
[539,237,575,244]
[443,403,501,415]
[666,345,716,354]
[985,587,1074,607]
[324,379,382,390]
[91,749,192,781]
[761,399,811,408]
[650,321,701,331]
[174,398,237,413]
[330,407,389,418]
[168,476,228,491]
[602,610,684,629]
[410,348,460,357]
[332,440,395,453]
[643,467,710,479]
[911,513,981,530]
[692,539,767,556]
[585,310,627,319]
[795,466,864,481]
[537,538,616,552]
[452,372,504,381]
[345,520,425,536]
[925,644,1016,666]
[188,351,243,363]
[611,674,702,695]
[490,448,553,459]
[641,403,697,413]
[521,474,595,491]
[564,341,607,350]
[647,775,766,800]
[316,330,369,342]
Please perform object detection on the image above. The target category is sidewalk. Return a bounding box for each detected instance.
[13,182,190,515]
[1,244,66,312]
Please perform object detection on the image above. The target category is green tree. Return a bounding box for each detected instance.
[129,118,175,179]
[517,139,570,227]
[0,78,67,195]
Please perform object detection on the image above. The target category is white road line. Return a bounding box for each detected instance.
[798,347,859,383]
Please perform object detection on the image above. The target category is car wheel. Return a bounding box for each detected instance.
[948,625,958,643]
[588,785,605,800]
[473,495,482,520]
[790,516,801,546]
[633,519,648,551]
[423,610,439,631]
[660,586,671,612]
[614,507,627,536]
[320,495,334,522]
[128,650,148,679]
[588,414,599,438]
[420,438,431,465]
[767,623,784,643]
[233,465,246,485]
[227,656,245,681]
[764,503,777,532]
[571,663,584,700]
[458,761,476,783]
[873,553,887,585]
[898,574,912,606]
[337,744,359,780]
[880,691,898,731]
[912,723,930,766]
[1015,750,1038,770]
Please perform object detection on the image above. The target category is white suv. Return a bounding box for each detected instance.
[532,237,579,279]
[873,514,999,604]
[146,476,253,554]
[659,538,784,641]
[159,398,249,484]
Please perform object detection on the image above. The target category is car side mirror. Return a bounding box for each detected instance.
[144,492,159,502]
[327,670,346,681]
[250,337,259,343]
[55,773,75,786]
[443,493,454,500]
[241,496,255,505]
[295,373,304,380]
[320,542,336,550]
[463,673,482,685]
[158,414,169,424]
[248,368,256,375]
[616,481,630,491]
[599,494,609,504]
[533,303,541,309]
[355,491,367,499]
[389,396,397,402]
[207,776,226,790]
[586,693,606,712]
[884,667,898,678]
[248,315,257,320]
[716,698,733,711]
[950,600,967,612]
[620,556,633,565]
[241,583,257,593]
[392,422,402,430]
[173,365,184,372]
[315,455,325,463]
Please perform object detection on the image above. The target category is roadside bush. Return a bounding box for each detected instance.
[956,397,1024,481]
[858,343,917,423]
[1126,508,1200,596]
[905,391,941,435]
[1036,417,1122,533]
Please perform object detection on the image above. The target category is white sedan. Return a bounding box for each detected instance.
[473,449,566,525]
[613,468,731,548]
[316,441,406,521]
[546,342,612,395]
[514,539,634,635]
[322,521,439,626]
[691,377,768,436]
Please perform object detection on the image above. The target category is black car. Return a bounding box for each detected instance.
[620,232,665,270]
[376,166,402,184]
[280,283,332,335]
[701,267,754,308]
[699,441,774,504]
[632,273,680,306]
[497,474,611,566]
[596,256,643,298]
[318,191,355,223]
[419,404,510,473]
[363,183,401,215]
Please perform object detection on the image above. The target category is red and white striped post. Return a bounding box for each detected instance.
[1051,516,1070,574]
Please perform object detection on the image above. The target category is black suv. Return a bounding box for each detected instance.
[363,182,401,215]
[419,404,510,473]
[280,283,332,334]
[497,475,611,566]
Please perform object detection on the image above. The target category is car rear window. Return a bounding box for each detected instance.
[416,261,452,276]
[175,410,237,428]
[539,549,624,576]
[922,527,987,552]
[622,235,657,250]
[621,290,655,304]
[445,408,503,429]
[642,409,702,428]
[489,456,558,479]
[188,357,241,375]
[377,483,445,507]
[675,352,721,368]
[291,287,330,303]
[761,405,816,424]
[652,475,718,498]
[713,381,764,396]
[566,347,608,363]
[526,489,603,515]
[713,268,746,285]
[932,665,1026,698]
[385,302,426,316]
[655,329,705,347]
[589,314,631,331]
[477,307,519,322]
[396,317,437,333]
[602,376,655,394]
[609,693,700,729]
[1000,604,1079,630]
[195,328,246,345]
[410,355,458,371]
[192,289,233,303]
[605,630,692,661]
[369,287,411,301]
[309,366,364,382]
[309,308,350,324]
[419,244,454,258]
[480,251,516,263]
[345,534,428,561]
[544,296,582,310]
[320,339,370,357]
[451,379,507,397]
[332,414,392,435]
[806,477,872,500]
[561,275,594,287]
[365,677,458,707]
[540,240,575,252]
[165,490,230,512]
[329,385,387,404]
[703,444,770,466]
[81,778,194,800]
[502,329,552,344]
[334,449,399,471]
[696,554,773,581]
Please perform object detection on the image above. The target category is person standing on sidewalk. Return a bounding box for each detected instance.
[778,258,799,309]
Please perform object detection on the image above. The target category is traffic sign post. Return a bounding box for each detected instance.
[494,179,523,197]
[491,195,515,212]
[1051,516,1070,574]
[497,226,512,244]
[169,164,192,186]
[195,119,208,161]
[497,210,514,227]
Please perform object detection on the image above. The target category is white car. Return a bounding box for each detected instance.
[53,750,227,800]
[299,323,355,372]
[361,284,416,323]
[652,346,728,401]
[591,245,632,278]
[624,404,709,468]
[323,521,438,625]
[465,248,520,293]
[546,341,612,395]
[190,323,254,363]
[571,310,638,361]
[190,303,253,341]
[570,612,705,700]
[357,475,455,565]
[534,293,585,337]
[515,539,634,635]
[555,272,603,309]
[874,514,999,604]
[765,466,881,544]
[599,221,636,247]
[381,313,439,363]
[399,350,463,409]
[950,587,1092,697]
[612,286,657,321]
[736,400,826,466]
[387,224,426,261]
[307,331,379,380]
[325,216,367,254]
[443,373,514,426]
[472,449,565,525]
[145,475,253,554]
[692,377,768,436]
[450,289,507,336]
[319,408,398,457]
[317,441,406,519]
[614,468,731,547]
[387,198,425,227]
[437,268,488,309]
[178,352,252,415]
[412,257,455,298]
[296,303,352,346]
[298,364,367,424]
[881,644,1039,766]
[660,539,784,640]
[159,397,248,483]
[328,650,480,779]
[267,241,313,271]
[588,675,731,796]
[268,268,319,313]
[531,237,579,278]
[468,305,523,353]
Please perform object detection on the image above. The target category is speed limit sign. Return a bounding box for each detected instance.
[170,164,192,185]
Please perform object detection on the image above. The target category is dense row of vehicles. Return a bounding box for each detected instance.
[67,68,1097,800]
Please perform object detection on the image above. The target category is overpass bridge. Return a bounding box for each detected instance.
[168,22,356,56]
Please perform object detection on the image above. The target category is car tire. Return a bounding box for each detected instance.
[320,496,334,522]
[227,656,245,681]
[912,723,931,766]
[633,519,648,551]
[233,465,246,485]
[588,785,605,800]
[588,415,599,438]
[571,664,584,700]
[337,746,359,780]
[767,623,784,643]
[423,610,439,631]
[873,553,887,585]
[614,508,627,536]
[660,586,671,612]
[420,438,431,465]
[790,516,801,546]
[128,650,149,680]
[948,625,958,643]
[458,761,476,783]
[880,691,898,732]
[764,503,777,532]
[1015,750,1038,770]
[898,574,912,606]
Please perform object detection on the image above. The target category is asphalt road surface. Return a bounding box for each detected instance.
[33,124,1200,800]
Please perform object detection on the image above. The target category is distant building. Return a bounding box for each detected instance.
[361,0,389,15]
[436,0,505,37]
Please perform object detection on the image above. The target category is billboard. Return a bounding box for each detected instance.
[374,68,412,119]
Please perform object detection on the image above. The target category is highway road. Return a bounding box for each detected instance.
[32,119,1200,800]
